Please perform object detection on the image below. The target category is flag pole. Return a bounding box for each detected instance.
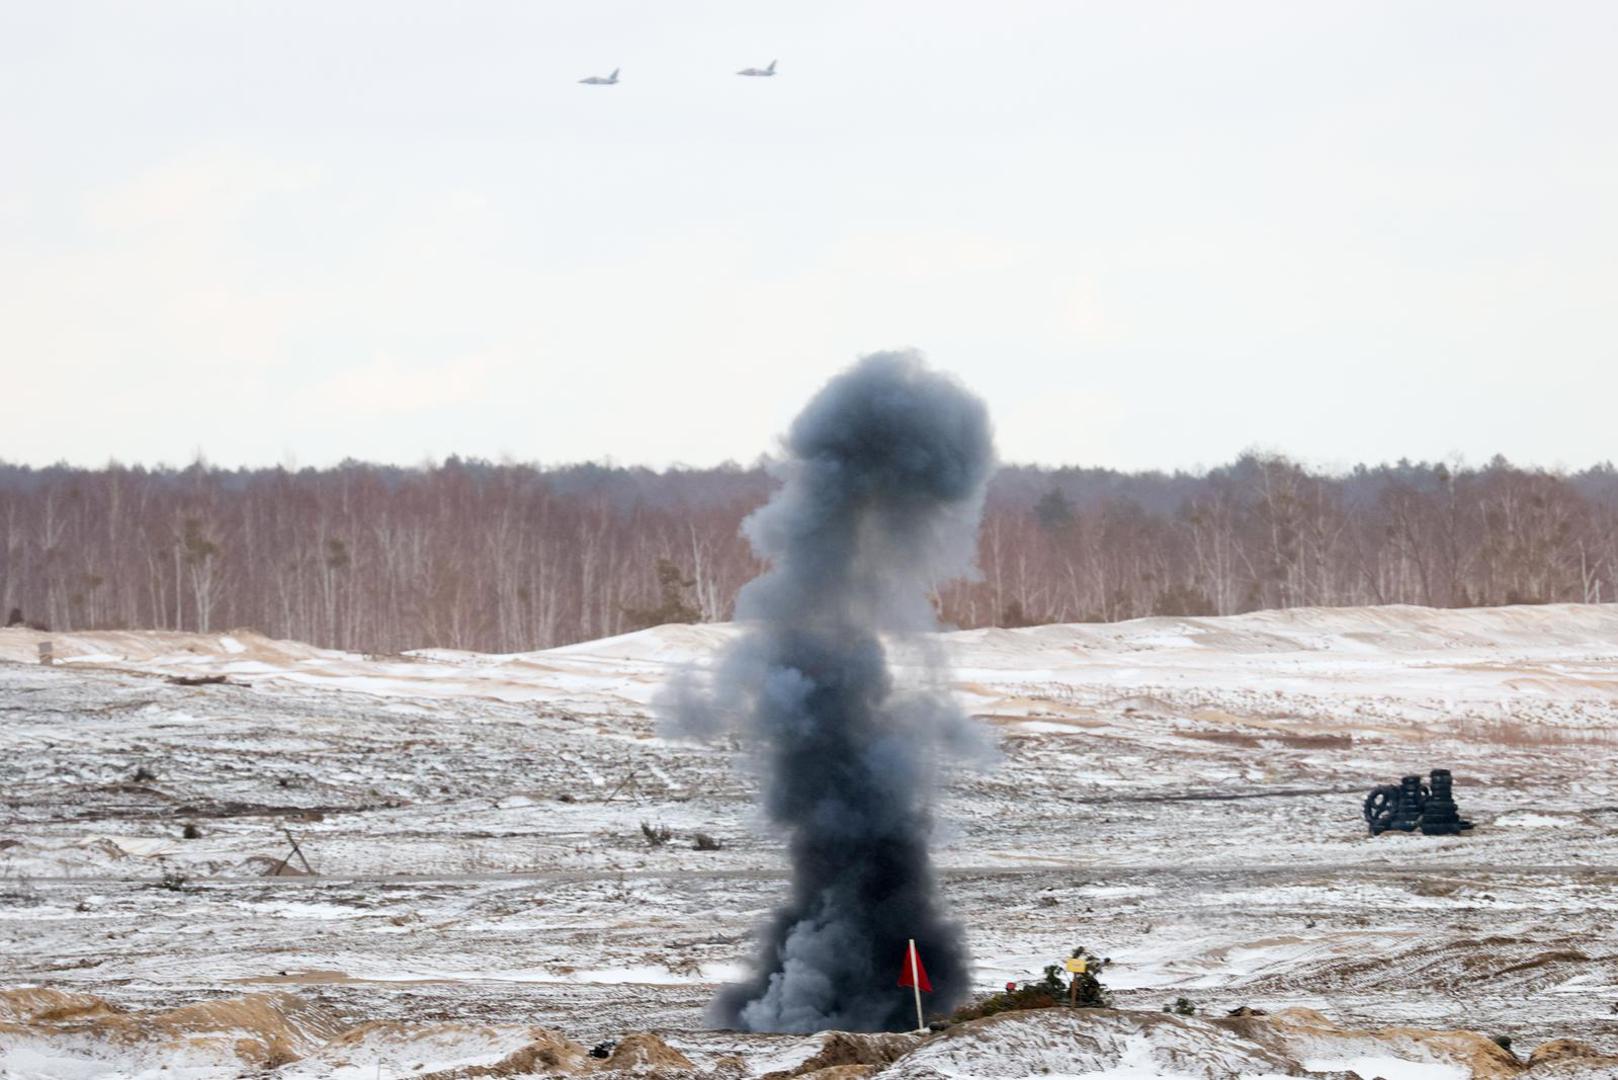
[908,938,924,1033]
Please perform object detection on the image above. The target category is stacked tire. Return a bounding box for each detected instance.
[1417,768,1473,835]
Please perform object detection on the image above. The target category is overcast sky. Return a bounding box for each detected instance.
[2,2,1614,472]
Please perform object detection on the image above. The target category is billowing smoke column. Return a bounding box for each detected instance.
[667,350,995,1033]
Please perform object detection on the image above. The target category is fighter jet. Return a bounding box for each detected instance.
[736,60,777,77]
[579,68,620,85]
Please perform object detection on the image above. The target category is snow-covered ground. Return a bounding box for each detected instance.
[2,604,1616,1078]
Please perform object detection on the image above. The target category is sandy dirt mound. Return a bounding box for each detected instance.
[796,1067,877,1080]
[313,1021,587,1078]
[761,1031,920,1078]
[1525,1040,1618,1079]
[0,991,591,1077]
[0,987,129,1027]
[0,987,346,1072]
[1222,1006,1523,1080]
[598,1032,699,1074]
[157,991,347,1066]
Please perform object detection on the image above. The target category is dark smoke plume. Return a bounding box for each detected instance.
[665,350,995,1032]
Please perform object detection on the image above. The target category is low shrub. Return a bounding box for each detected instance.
[950,946,1112,1022]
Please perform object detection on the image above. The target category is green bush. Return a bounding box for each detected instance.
[950,945,1112,1023]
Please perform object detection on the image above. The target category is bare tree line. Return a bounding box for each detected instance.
[1,454,1614,652]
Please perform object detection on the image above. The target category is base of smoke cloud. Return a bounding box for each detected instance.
[709,835,971,1033]
[659,352,995,1033]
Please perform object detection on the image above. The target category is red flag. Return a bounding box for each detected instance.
[897,940,933,992]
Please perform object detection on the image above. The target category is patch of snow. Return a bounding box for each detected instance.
[1493,812,1573,828]
[1303,1057,1466,1080]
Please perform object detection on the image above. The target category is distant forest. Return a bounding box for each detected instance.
[2,454,1615,653]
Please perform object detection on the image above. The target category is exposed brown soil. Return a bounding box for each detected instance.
[1224,1006,1525,1080]
[416,1042,574,1079]
[761,1031,919,1079]
[0,987,348,1070]
[1176,729,1355,750]
[9,988,1618,1078]
[600,1032,698,1074]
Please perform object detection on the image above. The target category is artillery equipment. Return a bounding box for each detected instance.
[1363,769,1473,836]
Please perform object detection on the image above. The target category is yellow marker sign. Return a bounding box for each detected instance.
[1065,958,1087,974]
